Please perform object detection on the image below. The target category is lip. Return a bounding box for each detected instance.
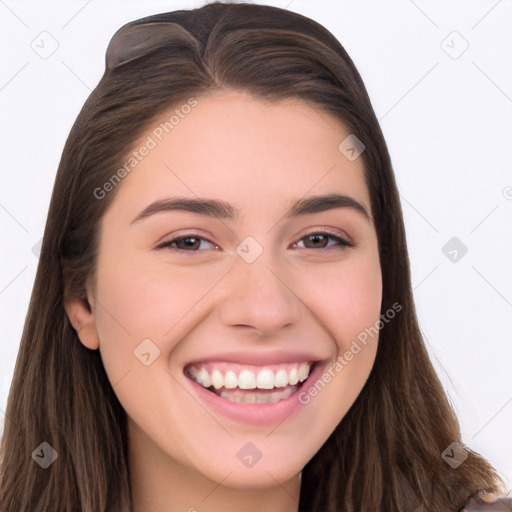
[184,350,325,367]
[183,359,328,426]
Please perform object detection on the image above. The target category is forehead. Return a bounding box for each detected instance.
[103,92,371,223]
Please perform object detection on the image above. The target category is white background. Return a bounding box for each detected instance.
[1,0,511,490]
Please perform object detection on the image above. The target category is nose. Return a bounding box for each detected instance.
[217,252,303,337]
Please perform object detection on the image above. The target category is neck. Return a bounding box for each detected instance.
[127,420,302,512]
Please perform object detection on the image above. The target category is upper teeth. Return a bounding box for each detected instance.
[187,362,312,390]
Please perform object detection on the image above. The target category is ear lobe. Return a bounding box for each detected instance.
[64,292,100,351]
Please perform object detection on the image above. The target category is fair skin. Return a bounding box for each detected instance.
[65,91,382,512]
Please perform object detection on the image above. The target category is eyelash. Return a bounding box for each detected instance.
[156,231,355,253]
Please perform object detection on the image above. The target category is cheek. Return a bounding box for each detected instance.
[299,251,382,350]
[92,251,227,378]
[94,250,211,336]
[293,254,382,440]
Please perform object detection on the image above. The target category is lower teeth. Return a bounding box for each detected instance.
[217,385,299,404]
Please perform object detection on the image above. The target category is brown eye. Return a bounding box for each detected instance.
[174,237,201,250]
[294,232,354,251]
[304,234,329,249]
[157,235,217,251]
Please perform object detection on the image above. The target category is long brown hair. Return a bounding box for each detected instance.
[0,2,507,511]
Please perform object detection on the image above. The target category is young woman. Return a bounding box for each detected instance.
[0,2,510,511]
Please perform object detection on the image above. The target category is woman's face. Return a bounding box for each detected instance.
[73,92,382,489]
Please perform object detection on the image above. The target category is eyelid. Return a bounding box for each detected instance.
[298,227,354,246]
[155,231,218,251]
[156,228,355,252]
[155,228,215,245]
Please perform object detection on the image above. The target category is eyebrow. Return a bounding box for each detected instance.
[130,193,372,225]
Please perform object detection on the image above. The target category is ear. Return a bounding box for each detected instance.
[64,282,100,351]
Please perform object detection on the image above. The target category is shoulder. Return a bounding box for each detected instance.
[459,494,512,511]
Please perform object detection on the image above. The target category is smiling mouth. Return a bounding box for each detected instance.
[185,361,315,404]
